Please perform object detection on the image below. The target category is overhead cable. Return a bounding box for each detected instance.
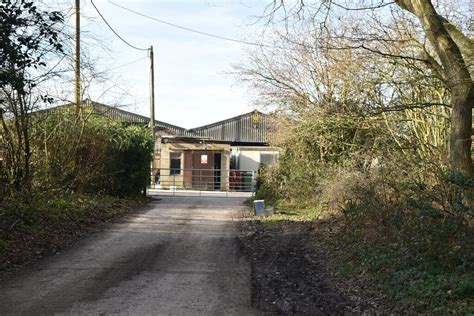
[107,0,277,49]
[108,56,148,71]
[91,0,149,51]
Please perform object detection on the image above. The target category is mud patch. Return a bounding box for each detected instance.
[239,218,381,315]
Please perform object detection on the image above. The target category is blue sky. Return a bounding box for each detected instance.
[39,0,472,127]
[57,0,268,128]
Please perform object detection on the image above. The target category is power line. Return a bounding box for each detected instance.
[107,0,278,49]
[91,0,149,51]
[108,56,148,71]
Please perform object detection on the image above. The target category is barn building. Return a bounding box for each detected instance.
[79,100,279,191]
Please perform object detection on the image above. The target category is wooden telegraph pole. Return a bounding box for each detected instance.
[74,0,81,113]
[149,46,156,189]
[149,45,155,131]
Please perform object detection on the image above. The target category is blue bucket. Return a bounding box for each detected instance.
[253,200,265,216]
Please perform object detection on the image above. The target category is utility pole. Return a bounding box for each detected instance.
[149,45,156,184]
[149,45,155,132]
[74,0,81,113]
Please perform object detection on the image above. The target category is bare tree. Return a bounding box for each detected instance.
[394,0,472,190]
[252,0,472,203]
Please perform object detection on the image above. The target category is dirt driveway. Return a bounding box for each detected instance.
[0,196,258,315]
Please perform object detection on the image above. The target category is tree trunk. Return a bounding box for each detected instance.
[450,86,473,176]
[395,0,473,205]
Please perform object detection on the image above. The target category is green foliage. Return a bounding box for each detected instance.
[1,189,141,229]
[0,0,64,94]
[254,167,283,205]
[255,102,472,313]
[31,109,153,197]
[262,155,473,313]
[340,166,473,262]
[102,123,154,196]
[1,107,153,270]
[240,3,470,309]
[0,0,65,196]
[344,244,474,314]
[0,189,147,270]
[260,107,392,206]
[0,1,153,270]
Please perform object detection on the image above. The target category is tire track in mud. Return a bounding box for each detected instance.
[25,242,167,314]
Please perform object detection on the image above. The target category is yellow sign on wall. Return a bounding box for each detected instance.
[251,111,261,123]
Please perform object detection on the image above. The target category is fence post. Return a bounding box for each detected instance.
[199,169,202,197]
[252,170,256,196]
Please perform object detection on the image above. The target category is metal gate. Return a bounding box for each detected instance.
[148,168,256,197]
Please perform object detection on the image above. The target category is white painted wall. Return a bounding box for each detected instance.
[239,150,261,171]
[234,146,280,171]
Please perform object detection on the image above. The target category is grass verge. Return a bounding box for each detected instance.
[338,242,474,314]
[248,201,473,314]
[0,191,148,271]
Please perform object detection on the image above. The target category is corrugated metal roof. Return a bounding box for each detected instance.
[44,101,272,144]
[87,101,191,136]
[189,110,271,143]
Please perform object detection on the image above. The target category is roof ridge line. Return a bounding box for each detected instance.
[188,109,266,131]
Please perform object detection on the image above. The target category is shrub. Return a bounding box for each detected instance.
[102,124,154,197]
[31,109,153,197]
[255,103,472,312]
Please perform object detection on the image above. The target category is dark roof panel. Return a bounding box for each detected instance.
[88,101,190,135]
[47,101,272,144]
[190,110,271,143]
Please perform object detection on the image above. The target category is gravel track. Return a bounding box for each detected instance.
[0,196,258,315]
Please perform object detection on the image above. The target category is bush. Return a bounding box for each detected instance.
[0,109,153,269]
[31,109,153,197]
[102,124,154,197]
[256,104,473,312]
[338,165,473,263]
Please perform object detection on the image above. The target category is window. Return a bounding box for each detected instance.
[260,153,278,167]
[170,153,181,175]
